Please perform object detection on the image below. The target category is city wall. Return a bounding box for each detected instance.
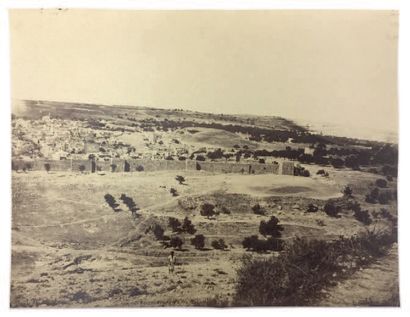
[12,158,286,175]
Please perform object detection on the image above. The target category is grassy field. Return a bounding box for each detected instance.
[10,168,397,307]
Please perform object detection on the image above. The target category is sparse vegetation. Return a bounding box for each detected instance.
[235,228,396,306]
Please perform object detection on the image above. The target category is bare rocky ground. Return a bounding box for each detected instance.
[10,168,398,307]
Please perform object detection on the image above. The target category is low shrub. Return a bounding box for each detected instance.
[252,204,265,215]
[354,209,372,225]
[375,179,387,188]
[323,201,341,218]
[306,204,318,213]
[211,239,227,250]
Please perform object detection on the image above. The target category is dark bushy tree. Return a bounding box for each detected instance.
[176,175,185,184]
[169,236,184,249]
[170,188,178,197]
[259,216,284,238]
[152,224,165,240]
[168,217,182,232]
[375,179,387,188]
[44,163,51,173]
[324,201,341,218]
[343,186,353,197]
[201,203,216,219]
[120,194,139,216]
[104,194,120,212]
[191,234,205,249]
[181,217,196,234]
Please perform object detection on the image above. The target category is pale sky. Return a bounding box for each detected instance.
[10,10,398,136]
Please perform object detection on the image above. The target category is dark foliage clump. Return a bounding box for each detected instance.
[211,239,227,250]
[191,234,205,250]
[104,194,120,212]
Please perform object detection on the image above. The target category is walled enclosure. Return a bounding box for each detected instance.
[11,158,294,175]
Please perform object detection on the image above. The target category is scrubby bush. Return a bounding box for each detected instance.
[306,204,319,213]
[120,194,139,216]
[242,235,283,252]
[252,204,265,215]
[152,224,165,240]
[104,194,120,212]
[196,162,201,170]
[323,201,341,218]
[201,203,216,219]
[191,234,205,249]
[168,217,182,232]
[259,216,284,238]
[221,206,231,214]
[212,239,227,250]
[378,191,392,204]
[365,188,379,204]
[110,164,117,172]
[375,179,387,188]
[44,163,51,173]
[196,155,206,161]
[170,188,178,197]
[343,186,353,197]
[354,208,372,225]
[242,235,260,251]
[181,217,196,234]
[79,165,86,173]
[176,175,185,184]
[136,165,144,172]
[169,236,184,249]
[25,163,32,171]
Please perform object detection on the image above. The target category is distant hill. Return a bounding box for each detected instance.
[12,99,306,133]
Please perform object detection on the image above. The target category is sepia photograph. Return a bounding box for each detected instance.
[7,8,400,308]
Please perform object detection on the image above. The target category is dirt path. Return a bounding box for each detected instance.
[319,243,399,306]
